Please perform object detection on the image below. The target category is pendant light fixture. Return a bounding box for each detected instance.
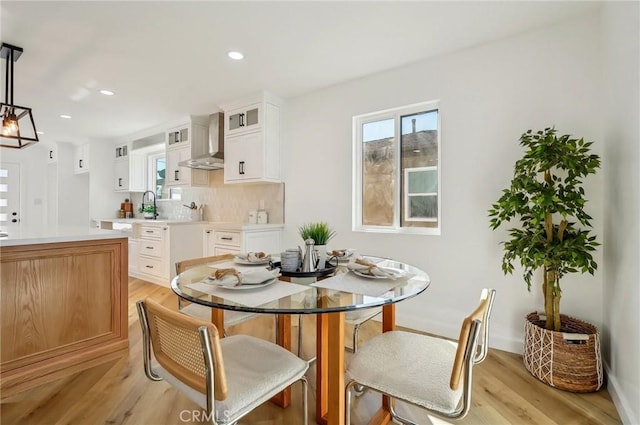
[1,42,38,149]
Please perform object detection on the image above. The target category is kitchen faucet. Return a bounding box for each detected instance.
[141,191,158,220]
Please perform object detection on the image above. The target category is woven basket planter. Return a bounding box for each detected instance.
[523,312,603,392]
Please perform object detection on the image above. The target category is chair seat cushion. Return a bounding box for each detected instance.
[346,330,463,415]
[154,334,308,424]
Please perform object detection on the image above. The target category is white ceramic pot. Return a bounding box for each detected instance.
[315,245,327,269]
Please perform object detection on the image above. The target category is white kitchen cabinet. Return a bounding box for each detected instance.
[166,146,210,186]
[129,222,204,287]
[223,132,264,181]
[221,92,281,184]
[203,226,282,257]
[114,160,129,191]
[114,144,128,160]
[128,238,139,273]
[74,144,90,174]
[224,102,261,137]
[114,151,146,192]
[165,117,210,187]
[46,144,57,163]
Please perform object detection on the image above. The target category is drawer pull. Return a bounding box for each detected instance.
[221,237,233,241]
[145,230,154,233]
[145,265,154,269]
[146,246,154,249]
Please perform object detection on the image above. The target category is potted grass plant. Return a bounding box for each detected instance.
[139,205,157,219]
[299,222,336,268]
[488,127,602,392]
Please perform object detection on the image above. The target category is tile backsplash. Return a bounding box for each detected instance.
[127,171,284,224]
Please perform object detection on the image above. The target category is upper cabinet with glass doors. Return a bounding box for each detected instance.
[225,103,262,137]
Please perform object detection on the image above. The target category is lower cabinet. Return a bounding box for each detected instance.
[129,223,203,287]
[203,226,282,256]
[128,238,139,273]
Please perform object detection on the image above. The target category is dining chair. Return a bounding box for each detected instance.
[176,254,261,336]
[345,288,496,424]
[137,297,309,425]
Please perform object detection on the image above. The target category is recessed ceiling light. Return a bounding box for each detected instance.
[60,114,72,119]
[227,51,244,60]
[100,89,114,96]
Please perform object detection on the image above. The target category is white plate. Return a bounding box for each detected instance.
[214,278,279,290]
[233,257,271,265]
[352,267,405,280]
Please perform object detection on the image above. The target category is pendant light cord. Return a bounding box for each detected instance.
[3,47,8,105]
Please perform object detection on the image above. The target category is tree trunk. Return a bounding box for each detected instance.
[544,268,554,330]
[553,291,562,331]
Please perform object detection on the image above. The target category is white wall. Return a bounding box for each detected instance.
[602,3,640,424]
[282,12,605,353]
[0,139,120,230]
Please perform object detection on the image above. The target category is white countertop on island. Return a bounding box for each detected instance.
[0,226,126,247]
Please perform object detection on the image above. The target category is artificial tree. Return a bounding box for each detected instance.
[489,127,600,331]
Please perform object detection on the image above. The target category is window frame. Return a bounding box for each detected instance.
[352,100,441,235]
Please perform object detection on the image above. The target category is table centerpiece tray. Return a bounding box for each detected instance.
[271,261,337,278]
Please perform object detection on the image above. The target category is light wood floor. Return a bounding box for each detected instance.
[1,278,621,425]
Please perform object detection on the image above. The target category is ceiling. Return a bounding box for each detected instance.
[1,1,599,145]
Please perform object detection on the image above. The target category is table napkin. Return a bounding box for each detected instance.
[327,248,355,257]
[347,258,398,279]
[208,267,280,287]
[235,252,270,263]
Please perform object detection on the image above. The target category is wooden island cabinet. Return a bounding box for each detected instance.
[0,229,129,398]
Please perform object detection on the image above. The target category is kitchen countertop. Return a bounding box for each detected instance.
[203,222,285,231]
[94,218,205,225]
[0,226,125,247]
[93,218,284,230]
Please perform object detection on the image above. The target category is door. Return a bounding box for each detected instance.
[0,162,21,235]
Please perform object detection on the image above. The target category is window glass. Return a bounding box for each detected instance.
[353,101,440,235]
[155,157,166,199]
[362,119,395,226]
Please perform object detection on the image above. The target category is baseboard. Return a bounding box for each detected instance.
[394,311,524,354]
[604,362,638,425]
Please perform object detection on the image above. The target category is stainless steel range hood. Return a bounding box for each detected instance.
[179,112,225,170]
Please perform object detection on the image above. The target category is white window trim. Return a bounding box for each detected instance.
[352,99,441,235]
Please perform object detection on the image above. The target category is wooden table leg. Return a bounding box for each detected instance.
[210,308,224,334]
[271,313,292,408]
[316,313,329,425]
[316,311,346,425]
[327,312,345,425]
[367,304,396,425]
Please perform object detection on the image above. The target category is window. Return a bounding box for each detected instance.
[148,152,166,199]
[353,100,440,235]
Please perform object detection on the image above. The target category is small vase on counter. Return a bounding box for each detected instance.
[257,210,268,224]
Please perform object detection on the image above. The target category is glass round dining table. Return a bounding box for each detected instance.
[171,255,431,425]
